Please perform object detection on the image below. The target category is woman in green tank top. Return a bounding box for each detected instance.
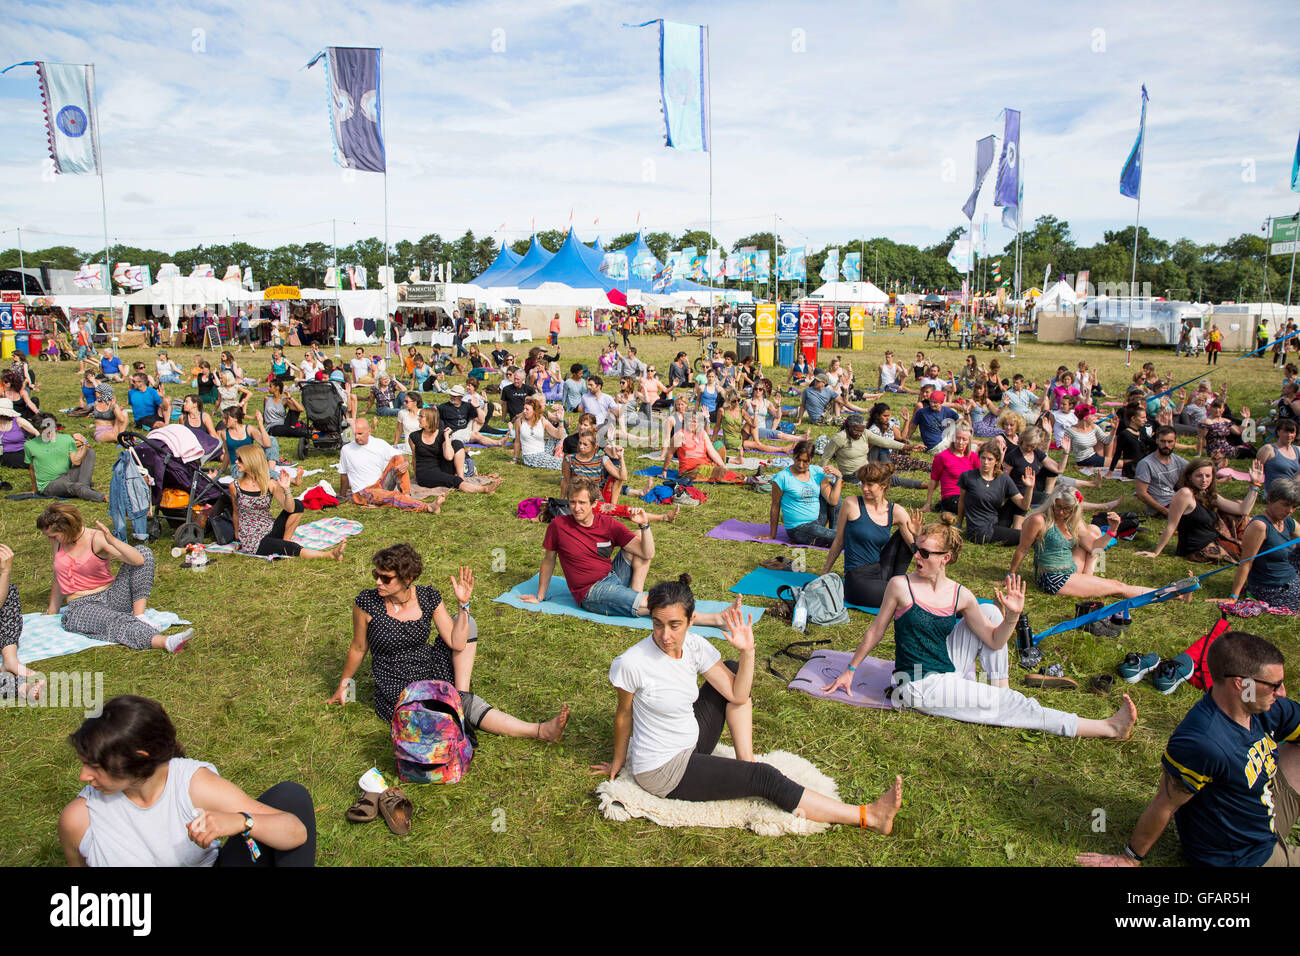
[718,389,802,463]
[1009,487,1154,600]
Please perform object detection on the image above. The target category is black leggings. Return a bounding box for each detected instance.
[664,662,805,813]
[255,499,305,556]
[268,410,310,438]
[965,522,1022,546]
[214,781,316,867]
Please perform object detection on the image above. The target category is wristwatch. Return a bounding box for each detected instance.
[638,523,650,532]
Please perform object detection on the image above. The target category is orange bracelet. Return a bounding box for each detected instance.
[859,804,867,829]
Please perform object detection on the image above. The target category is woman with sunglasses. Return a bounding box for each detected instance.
[1010,487,1153,599]
[824,515,1137,740]
[330,545,570,742]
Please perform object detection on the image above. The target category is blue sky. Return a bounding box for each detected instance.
[1,0,1297,257]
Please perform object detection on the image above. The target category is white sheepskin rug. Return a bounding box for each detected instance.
[595,745,839,836]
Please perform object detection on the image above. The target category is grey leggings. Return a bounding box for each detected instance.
[60,546,158,650]
[44,447,105,502]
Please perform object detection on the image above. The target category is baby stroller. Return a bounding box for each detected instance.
[115,427,226,547]
[296,380,347,459]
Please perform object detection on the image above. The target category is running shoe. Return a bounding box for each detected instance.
[1117,652,1160,684]
[1150,653,1195,695]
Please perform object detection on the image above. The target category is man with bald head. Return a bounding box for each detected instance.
[338,417,442,512]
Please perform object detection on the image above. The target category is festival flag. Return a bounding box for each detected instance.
[841,252,861,282]
[653,259,676,292]
[946,230,973,273]
[779,247,806,281]
[304,47,386,172]
[1002,174,1023,230]
[707,250,726,282]
[190,264,214,278]
[994,109,1020,209]
[755,250,771,283]
[631,252,657,280]
[112,263,131,288]
[1,61,101,174]
[962,135,996,221]
[354,265,368,289]
[242,266,253,289]
[819,249,840,283]
[408,266,421,283]
[156,263,179,281]
[1291,127,1299,192]
[1119,86,1148,200]
[624,20,709,152]
[223,265,241,283]
[600,252,629,280]
[689,256,706,282]
[74,263,104,289]
[325,266,338,289]
[377,265,394,288]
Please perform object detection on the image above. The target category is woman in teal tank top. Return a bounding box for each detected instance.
[825,515,1138,741]
[1226,477,1300,608]
[823,460,918,609]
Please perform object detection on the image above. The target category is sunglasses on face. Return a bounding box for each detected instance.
[1228,675,1285,694]
[916,547,949,559]
[371,570,398,584]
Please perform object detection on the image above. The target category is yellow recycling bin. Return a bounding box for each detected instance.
[0,330,16,360]
[849,305,865,350]
[756,303,776,368]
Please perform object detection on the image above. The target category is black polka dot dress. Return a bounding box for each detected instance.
[354,586,453,722]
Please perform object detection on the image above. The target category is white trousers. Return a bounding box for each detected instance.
[894,604,1079,737]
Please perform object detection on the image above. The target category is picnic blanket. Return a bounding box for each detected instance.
[204,517,365,556]
[1076,467,1132,481]
[707,519,830,551]
[595,743,838,835]
[17,610,190,665]
[493,573,763,639]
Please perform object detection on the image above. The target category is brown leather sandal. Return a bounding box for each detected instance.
[377,787,413,836]
[345,791,380,824]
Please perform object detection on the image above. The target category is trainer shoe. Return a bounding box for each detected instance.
[1118,652,1160,684]
[1150,653,1195,695]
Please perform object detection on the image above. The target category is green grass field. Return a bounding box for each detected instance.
[1,327,1293,866]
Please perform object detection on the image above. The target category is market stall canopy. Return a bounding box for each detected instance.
[806,281,888,304]
[122,276,262,331]
[1035,280,1079,312]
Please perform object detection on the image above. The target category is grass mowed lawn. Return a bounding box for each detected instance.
[1,328,1293,866]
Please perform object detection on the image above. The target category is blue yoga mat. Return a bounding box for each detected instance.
[494,573,764,638]
[729,567,997,617]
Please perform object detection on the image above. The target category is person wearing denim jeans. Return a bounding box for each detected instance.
[758,440,842,548]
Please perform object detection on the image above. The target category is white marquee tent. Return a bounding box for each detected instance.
[806,281,889,304]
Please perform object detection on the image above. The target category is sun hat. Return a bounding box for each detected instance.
[448,385,467,397]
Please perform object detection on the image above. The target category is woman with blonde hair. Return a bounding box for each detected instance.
[1010,488,1151,599]
[231,445,343,560]
[825,513,1136,740]
[36,503,193,653]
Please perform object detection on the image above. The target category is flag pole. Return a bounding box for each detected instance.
[381,46,391,358]
[88,64,116,333]
[1286,202,1300,323]
[1125,95,1147,368]
[705,24,714,336]
[1011,151,1024,359]
[332,217,340,357]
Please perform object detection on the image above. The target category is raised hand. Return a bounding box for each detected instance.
[908,506,925,539]
[994,573,1025,617]
[1060,434,1072,454]
[451,566,474,606]
[721,607,754,652]
[0,543,13,573]
[1107,511,1122,532]
[1023,466,1037,486]
[1249,459,1265,487]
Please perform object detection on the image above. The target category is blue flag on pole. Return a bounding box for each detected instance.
[1119,86,1148,200]
[1292,127,1300,193]
[962,136,996,221]
[625,20,709,152]
[305,47,385,172]
[2,61,101,174]
[841,252,861,282]
[994,109,1020,209]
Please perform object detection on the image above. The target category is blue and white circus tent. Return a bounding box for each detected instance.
[470,242,523,287]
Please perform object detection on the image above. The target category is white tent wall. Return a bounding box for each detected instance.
[807,281,888,304]
[123,277,262,336]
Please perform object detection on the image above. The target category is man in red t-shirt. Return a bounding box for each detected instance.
[522,478,740,623]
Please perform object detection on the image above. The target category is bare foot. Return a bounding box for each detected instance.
[538,703,570,742]
[295,465,305,487]
[1107,694,1138,740]
[861,775,904,835]
[331,541,346,562]
[665,505,680,523]
[19,678,45,701]
[1101,498,1121,510]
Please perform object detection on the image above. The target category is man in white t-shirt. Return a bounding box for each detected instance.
[579,375,622,446]
[337,417,440,512]
[349,348,375,385]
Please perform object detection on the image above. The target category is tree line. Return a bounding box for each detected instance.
[1,216,1291,303]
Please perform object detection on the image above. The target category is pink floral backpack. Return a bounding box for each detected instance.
[391,680,474,784]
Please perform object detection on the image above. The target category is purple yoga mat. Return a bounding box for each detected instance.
[788,652,896,709]
[706,519,830,551]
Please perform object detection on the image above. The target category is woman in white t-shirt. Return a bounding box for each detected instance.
[59,695,315,866]
[393,392,423,453]
[595,576,902,833]
[513,397,565,470]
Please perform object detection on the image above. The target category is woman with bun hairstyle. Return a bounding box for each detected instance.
[823,460,919,609]
[597,574,903,832]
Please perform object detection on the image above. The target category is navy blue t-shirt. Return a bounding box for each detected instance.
[912,406,957,449]
[1162,692,1300,866]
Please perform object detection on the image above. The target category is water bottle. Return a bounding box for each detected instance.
[792,598,808,634]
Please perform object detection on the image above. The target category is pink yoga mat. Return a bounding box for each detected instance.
[788,652,896,709]
[706,519,831,550]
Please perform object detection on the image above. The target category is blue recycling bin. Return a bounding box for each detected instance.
[776,304,799,368]
[14,331,29,356]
